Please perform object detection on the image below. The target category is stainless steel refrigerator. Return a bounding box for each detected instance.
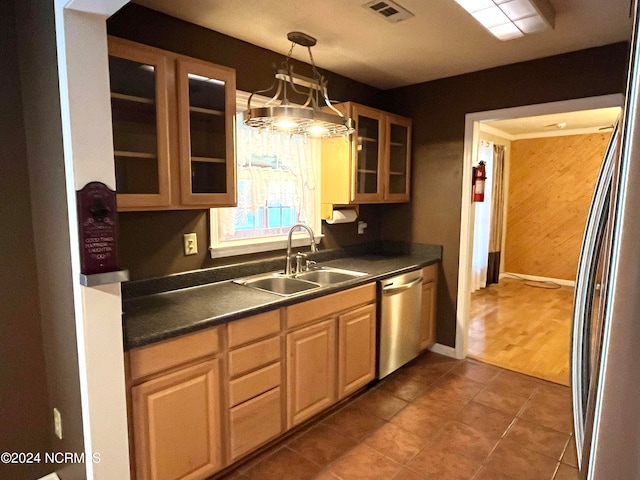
[571,2,640,478]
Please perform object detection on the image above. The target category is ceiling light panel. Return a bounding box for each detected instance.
[490,23,525,40]
[499,0,538,20]
[453,0,555,40]
[473,6,511,28]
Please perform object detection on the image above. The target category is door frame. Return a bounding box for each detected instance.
[455,93,624,359]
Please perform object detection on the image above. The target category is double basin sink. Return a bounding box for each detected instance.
[234,266,367,296]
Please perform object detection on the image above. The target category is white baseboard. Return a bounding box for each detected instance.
[38,474,60,480]
[429,343,458,358]
[501,272,575,287]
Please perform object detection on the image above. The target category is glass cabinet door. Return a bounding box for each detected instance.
[108,39,171,209]
[177,58,236,206]
[385,114,412,202]
[352,105,385,202]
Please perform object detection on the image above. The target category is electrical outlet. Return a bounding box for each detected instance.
[53,408,62,439]
[183,233,198,256]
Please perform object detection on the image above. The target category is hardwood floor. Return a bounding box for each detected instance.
[468,277,574,386]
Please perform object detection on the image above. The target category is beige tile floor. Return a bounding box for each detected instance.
[217,352,578,480]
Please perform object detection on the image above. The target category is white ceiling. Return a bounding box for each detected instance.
[483,107,621,137]
[132,0,633,90]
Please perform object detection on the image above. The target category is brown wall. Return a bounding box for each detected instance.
[504,133,611,280]
[387,42,629,346]
[108,5,629,346]
[0,1,50,478]
[108,4,387,281]
[15,1,86,478]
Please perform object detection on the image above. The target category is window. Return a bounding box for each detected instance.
[209,92,322,258]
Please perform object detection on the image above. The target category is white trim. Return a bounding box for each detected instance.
[501,272,576,287]
[456,93,624,360]
[479,122,615,140]
[512,126,614,140]
[54,1,130,479]
[428,343,460,359]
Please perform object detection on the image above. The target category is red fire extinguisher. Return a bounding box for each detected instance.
[472,161,487,202]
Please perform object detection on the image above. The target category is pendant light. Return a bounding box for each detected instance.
[243,31,355,138]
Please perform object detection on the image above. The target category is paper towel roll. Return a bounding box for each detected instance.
[326,208,358,224]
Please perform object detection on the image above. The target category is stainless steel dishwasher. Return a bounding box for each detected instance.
[377,269,423,379]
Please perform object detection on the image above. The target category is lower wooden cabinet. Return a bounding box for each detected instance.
[131,359,223,480]
[419,264,438,350]
[229,387,282,461]
[127,283,378,478]
[285,283,377,428]
[338,304,376,399]
[286,318,337,428]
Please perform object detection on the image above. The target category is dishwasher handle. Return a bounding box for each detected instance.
[382,276,423,294]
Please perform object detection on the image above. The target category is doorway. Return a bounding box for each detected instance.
[456,94,623,385]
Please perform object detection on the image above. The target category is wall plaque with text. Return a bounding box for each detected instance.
[76,182,120,275]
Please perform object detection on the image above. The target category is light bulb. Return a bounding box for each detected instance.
[307,124,329,136]
[274,118,298,130]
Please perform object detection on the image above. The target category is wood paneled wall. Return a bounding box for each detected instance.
[504,133,611,280]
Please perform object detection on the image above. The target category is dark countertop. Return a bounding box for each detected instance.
[124,244,441,350]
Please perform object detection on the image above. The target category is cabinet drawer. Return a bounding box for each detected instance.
[286,283,376,329]
[229,336,281,378]
[229,362,281,407]
[129,326,221,382]
[229,387,282,461]
[422,264,438,284]
[228,310,281,348]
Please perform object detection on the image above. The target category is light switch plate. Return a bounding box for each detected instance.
[183,233,198,256]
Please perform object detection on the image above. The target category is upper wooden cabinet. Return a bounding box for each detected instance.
[321,102,412,207]
[108,37,236,211]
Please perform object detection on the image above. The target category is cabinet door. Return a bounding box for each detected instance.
[229,387,282,461]
[338,304,376,399]
[177,58,236,206]
[108,38,171,210]
[131,359,223,480]
[352,104,385,203]
[420,266,438,351]
[286,319,336,428]
[384,113,412,202]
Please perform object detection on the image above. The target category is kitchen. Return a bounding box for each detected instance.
[1,0,635,479]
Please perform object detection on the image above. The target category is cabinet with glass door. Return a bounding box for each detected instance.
[108,38,171,210]
[107,37,236,211]
[320,102,411,207]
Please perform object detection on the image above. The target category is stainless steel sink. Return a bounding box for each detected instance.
[295,267,367,285]
[234,267,367,296]
[234,274,321,296]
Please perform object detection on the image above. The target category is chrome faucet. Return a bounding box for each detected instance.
[285,223,317,275]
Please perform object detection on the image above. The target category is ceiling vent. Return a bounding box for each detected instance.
[363,0,415,23]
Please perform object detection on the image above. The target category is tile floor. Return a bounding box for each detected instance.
[219,352,578,480]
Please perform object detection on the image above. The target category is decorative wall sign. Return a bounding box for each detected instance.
[77,181,120,276]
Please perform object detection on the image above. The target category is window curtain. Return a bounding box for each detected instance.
[487,144,506,285]
[471,140,494,293]
[218,121,316,240]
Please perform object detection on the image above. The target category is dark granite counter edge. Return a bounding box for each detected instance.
[124,242,442,350]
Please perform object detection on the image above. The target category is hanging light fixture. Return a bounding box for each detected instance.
[243,31,355,138]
